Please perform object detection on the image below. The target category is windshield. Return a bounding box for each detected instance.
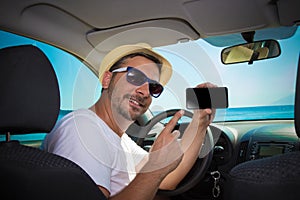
[152,27,299,122]
[0,27,299,123]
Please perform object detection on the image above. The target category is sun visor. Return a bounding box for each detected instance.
[203,26,297,47]
[86,19,199,54]
[277,0,300,26]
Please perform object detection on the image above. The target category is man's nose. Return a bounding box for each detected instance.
[136,82,150,97]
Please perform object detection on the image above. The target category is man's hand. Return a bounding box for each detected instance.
[140,110,184,176]
[192,82,217,130]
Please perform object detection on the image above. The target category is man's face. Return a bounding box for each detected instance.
[108,56,161,121]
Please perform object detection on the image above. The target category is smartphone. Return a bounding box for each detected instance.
[186,87,229,109]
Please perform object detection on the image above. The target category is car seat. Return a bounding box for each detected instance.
[0,45,106,200]
[223,54,300,200]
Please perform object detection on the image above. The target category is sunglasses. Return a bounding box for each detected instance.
[111,66,164,98]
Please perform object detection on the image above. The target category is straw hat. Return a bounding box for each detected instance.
[98,43,172,86]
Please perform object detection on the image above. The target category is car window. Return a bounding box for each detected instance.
[0,30,101,111]
[1,27,299,129]
[0,30,101,143]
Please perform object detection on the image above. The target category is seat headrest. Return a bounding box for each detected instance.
[0,45,60,134]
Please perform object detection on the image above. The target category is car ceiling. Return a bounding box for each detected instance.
[0,0,299,75]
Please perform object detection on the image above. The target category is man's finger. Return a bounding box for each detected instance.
[163,110,184,133]
[172,130,181,138]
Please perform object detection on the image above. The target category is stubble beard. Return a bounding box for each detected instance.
[112,94,143,121]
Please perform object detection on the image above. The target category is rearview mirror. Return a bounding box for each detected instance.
[221,40,281,64]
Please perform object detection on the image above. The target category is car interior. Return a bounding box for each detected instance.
[0,0,300,200]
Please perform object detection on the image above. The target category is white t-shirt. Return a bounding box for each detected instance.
[41,109,148,196]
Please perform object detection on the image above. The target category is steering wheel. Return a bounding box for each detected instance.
[127,109,214,196]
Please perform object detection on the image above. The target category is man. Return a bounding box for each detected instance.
[42,43,215,199]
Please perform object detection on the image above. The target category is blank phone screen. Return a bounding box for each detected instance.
[186,87,229,109]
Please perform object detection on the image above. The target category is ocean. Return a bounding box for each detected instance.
[1,105,294,142]
[214,105,294,122]
[154,105,294,123]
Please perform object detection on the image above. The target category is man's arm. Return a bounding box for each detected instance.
[159,82,216,190]
[98,170,170,199]
[109,168,174,200]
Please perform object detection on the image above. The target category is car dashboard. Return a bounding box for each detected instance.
[167,119,299,199]
[212,120,298,168]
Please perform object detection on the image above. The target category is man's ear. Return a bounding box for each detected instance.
[102,71,112,89]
